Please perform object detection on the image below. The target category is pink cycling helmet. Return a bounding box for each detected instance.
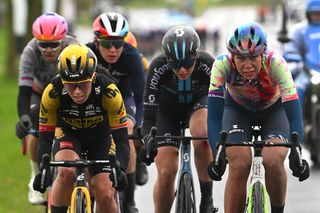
[32,12,68,41]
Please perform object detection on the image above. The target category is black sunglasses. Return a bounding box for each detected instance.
[168,58,196,69]
[37,41,62,50]
[98,39,124,49]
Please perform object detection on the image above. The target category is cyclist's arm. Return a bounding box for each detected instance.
[37,83,60,163]
[142,57,162,134]
[271,54,304,143]
[102,83,129,170]
[207,57,227,153]
[129,52,145,125]
[17,42,37,117]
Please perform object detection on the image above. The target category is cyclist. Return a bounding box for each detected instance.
[139,25,216,213]
[283,0,320,102]
[15,12,77,205]
[86,12,145,213]
[124,31,149,186]
[207,22,310,213]
[33,43,129,213]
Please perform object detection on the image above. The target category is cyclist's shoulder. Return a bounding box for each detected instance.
[197,50,215,66]
[95,72,118,93]
[42,76,62,103]
[21,38,40,58]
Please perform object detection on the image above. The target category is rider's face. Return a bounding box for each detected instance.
[37,40,62,63]
[233,54,262,80]
[97,38,124,64]
[63,81,92,104]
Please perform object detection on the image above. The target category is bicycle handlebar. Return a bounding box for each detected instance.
[40,154,119,189]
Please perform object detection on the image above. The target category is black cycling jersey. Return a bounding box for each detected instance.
[86,42,145,125]
[143,50,214,133]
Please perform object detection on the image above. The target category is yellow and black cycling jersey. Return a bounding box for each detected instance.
[38,72,129,169]
[39,73,127,131]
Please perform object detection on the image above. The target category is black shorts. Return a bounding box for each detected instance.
[156,94,208,148]
[222,93,290,143]
[52,127,112,177]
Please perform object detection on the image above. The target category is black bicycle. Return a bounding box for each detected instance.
[215,127,304,213]
[143,122,218,213]
[40,153,120,213]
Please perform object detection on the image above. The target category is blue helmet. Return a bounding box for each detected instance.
[306,0,320,23]
[226,22,267,56]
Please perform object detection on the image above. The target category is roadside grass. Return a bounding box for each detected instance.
[0,30,44,212]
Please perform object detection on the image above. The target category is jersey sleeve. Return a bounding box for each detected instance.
[269,54,299,102]
[39,83,60,132]
[102,83,128,130]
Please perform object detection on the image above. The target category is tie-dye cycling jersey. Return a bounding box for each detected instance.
[208,50,299,111]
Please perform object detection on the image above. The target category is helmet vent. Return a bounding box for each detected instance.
[66,58,72,73]
[250,27,255,38]
[52,25,57,35]
[110,20,117,32]
[234,29,239,40]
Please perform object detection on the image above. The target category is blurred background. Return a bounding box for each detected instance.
[2,0,318,212]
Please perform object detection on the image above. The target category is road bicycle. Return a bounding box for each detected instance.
[39,153,121,213]
[214,127,303,213]
[144,122,219,213]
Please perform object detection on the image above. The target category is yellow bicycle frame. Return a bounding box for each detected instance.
[70,186,92,213]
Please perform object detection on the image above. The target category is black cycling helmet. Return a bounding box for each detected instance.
[58,43,97,82]
[162,26,200,60]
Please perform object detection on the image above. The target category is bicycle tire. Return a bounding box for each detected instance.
[176,173,196,213]
[75,188,85,213]
[246,182,266,213]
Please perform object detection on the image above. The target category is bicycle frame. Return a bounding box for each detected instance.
[154,123,212,213]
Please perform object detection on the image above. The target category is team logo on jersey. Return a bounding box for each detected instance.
[105,87,120,99]
[148,94,155,103]
[95,86,101,94]
[49,87,59,99]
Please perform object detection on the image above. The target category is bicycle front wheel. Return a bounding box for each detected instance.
[247,182,268,213]
[175,173,196,213]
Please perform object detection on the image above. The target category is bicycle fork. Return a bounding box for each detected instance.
[246,156,269,213]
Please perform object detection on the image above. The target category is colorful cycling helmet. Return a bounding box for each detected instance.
[32,12,68,41]
[58,43,97,82]
[162,26,200,60]
[93,12,129,38]
[306,0,320,24]
[226,22,267,56]
[124,32,138,48]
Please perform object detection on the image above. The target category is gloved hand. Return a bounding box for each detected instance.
[207,149,227,181]
[33,154,52,193]
[109,160,128,192]
[139,127,158,166]
[16,114,32,139]
[289,146,310,182]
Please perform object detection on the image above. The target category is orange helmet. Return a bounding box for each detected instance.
[124,32,138,48]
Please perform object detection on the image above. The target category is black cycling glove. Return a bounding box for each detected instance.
[16,114,32,139]
[208,149,227,181]
[289,146,310,182]
[109,160,128,192]
[139,130,158,166]
[33,154,52,193]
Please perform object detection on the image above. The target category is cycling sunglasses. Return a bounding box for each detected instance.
[62,73,96,91]
[97,39,124,49]
[168,58,196,70]
[37,40,62,51]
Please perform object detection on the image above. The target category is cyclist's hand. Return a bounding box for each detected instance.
[16,114,32,139]
[208,151,227,181]
[109,160,128,192]
[139,129,157,166]
[33,154,52,193]
[289,148,310,182]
